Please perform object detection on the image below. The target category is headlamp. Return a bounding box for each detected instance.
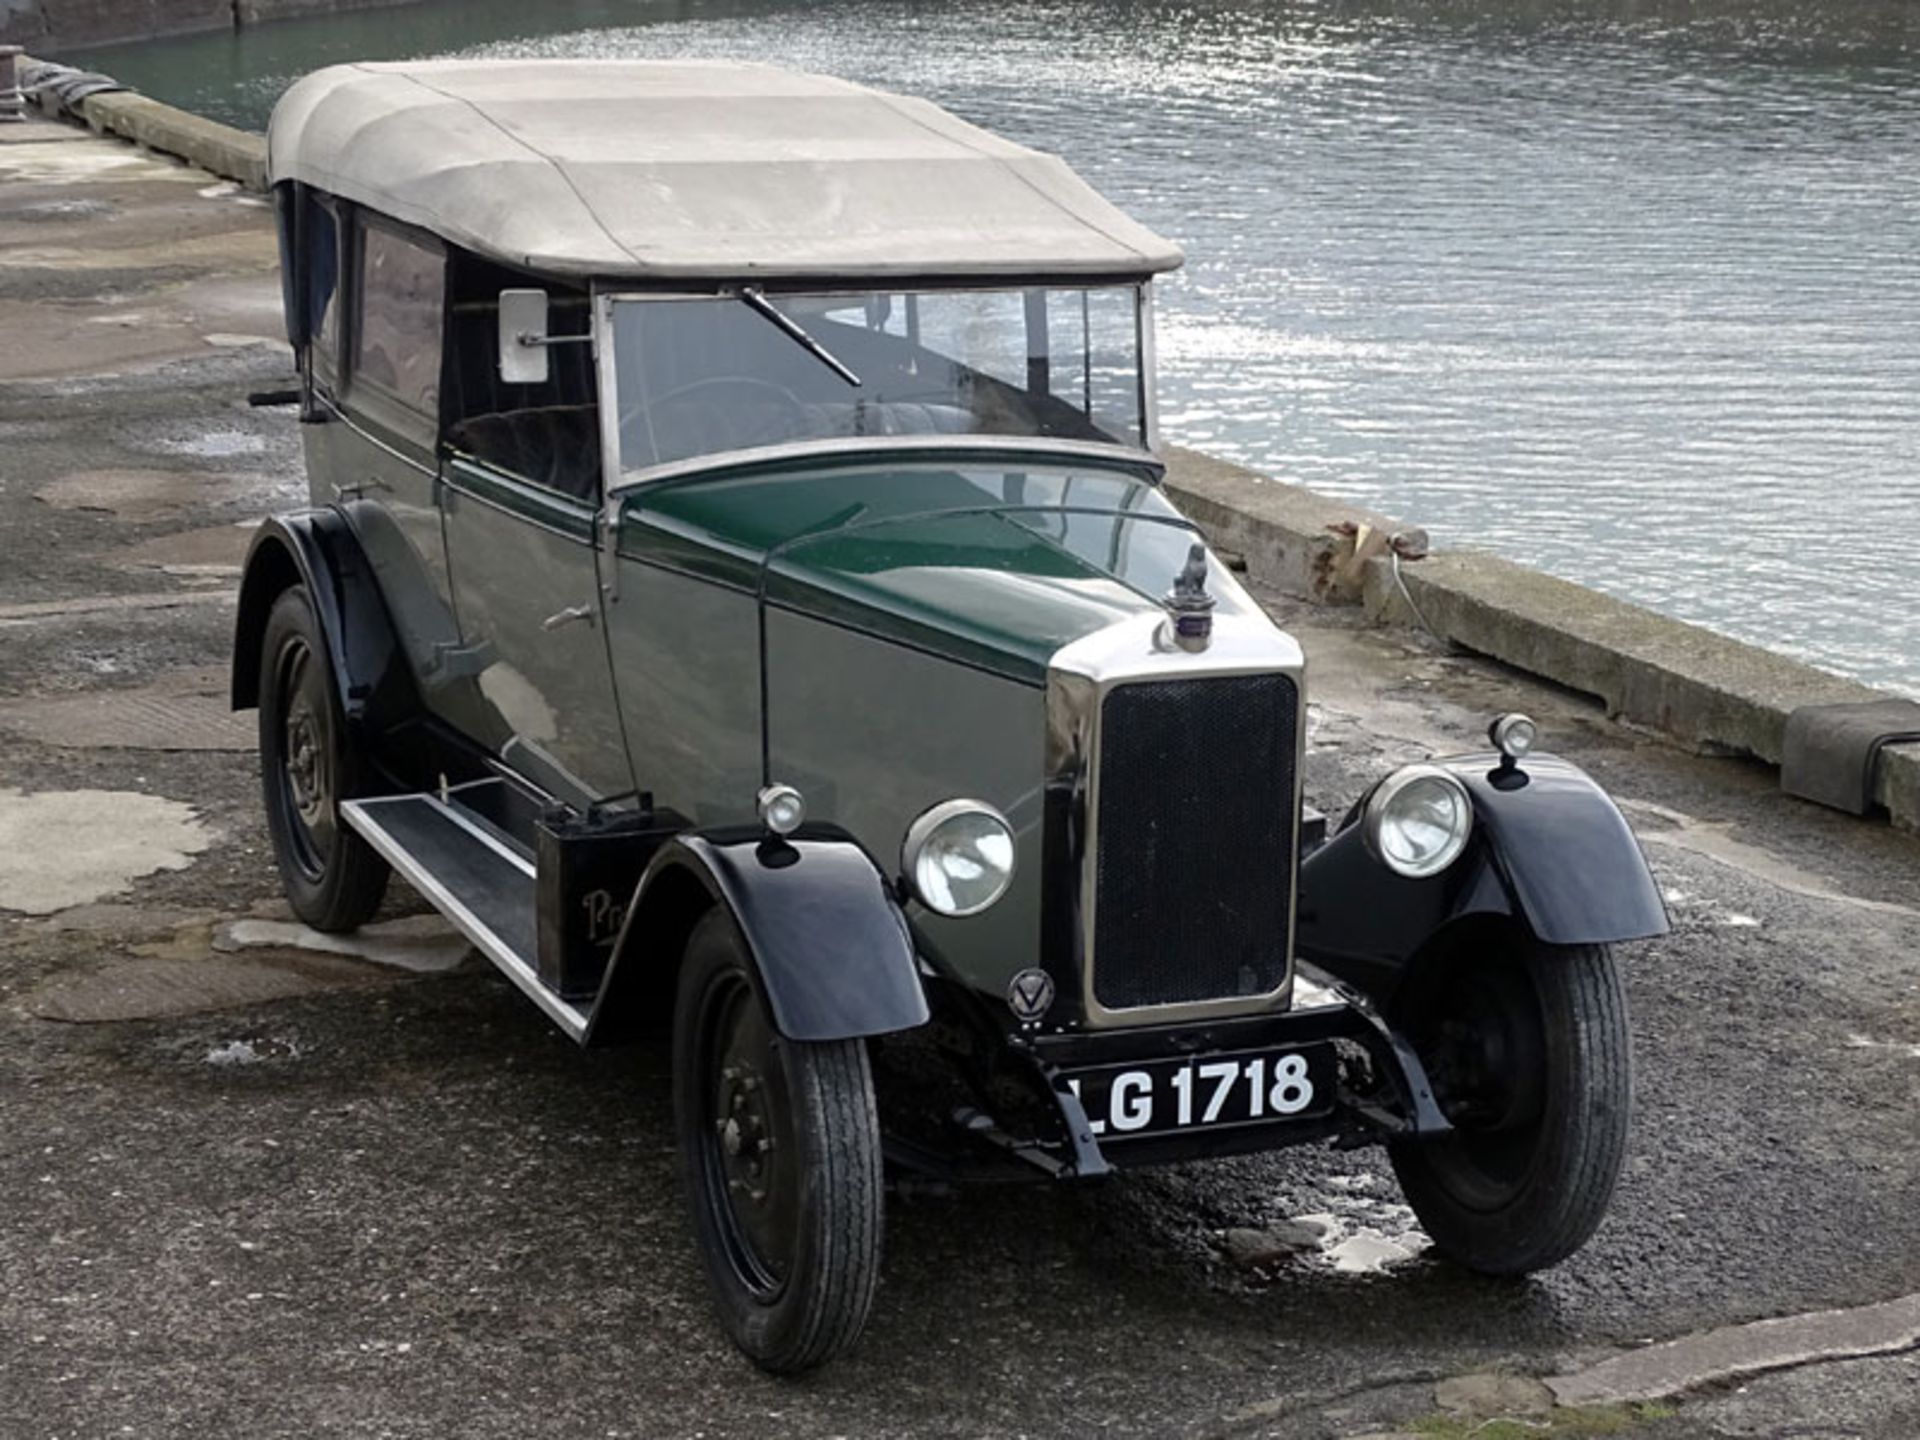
[1363,765,1473,879]
[901,799,1015,916]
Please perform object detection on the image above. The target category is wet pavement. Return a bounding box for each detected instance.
[1,117,1917,1439]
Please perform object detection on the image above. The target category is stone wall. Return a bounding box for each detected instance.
[0,0,421,49]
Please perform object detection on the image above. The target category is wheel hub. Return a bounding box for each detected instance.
[284,704,327,826]
[1401,943,1554,1204]
[715,1063,777,1207]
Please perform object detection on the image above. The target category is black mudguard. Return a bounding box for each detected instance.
[230,511,410,734]
[587,831,929,1046]
[1296,753,1668,1003]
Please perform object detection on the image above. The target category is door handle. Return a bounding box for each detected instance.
[334,474,390,501]
[542,603,595,631]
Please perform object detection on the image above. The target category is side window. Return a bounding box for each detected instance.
[304,193,342,384]
[440,250,599,503]
[354,221,443,419]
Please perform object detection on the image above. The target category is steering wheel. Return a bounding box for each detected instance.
[621,376,813,464]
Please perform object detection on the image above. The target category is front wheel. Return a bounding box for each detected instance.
[1389,925,1631,1275]
[257,585,389,932]
[673,908,884,1373]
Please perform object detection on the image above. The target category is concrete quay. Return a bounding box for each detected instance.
[1164,448,1920,836]
[2,0,423,50]
[1,109,1917,1440]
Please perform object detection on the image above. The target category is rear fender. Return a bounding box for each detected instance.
[586,830,929,1046]
[230,511,410,733]
[1297,753,1667,1004]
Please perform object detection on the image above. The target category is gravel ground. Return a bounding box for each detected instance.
[1,119,1916,1440]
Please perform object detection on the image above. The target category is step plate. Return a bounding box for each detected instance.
[342,793,588,1041]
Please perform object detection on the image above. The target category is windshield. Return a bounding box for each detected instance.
[610,286,1148,474]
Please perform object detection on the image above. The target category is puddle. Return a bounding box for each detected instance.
[0,143,197,186]
[1845,1033,1920,1060]
[106,521,256,575]
[0,787,211,915]
[202,333,283,350]
[1322,1228,1426,1275]
[1289,1202,1431,1275]
[214,915,472,975]
[205,1036,300,1066]
[12,198,119,222]
[1623,799,1918,920]
[154,430,268,459]
[35,468,272,522]
[1292,1171,1430,1273]
[1221,1171,1431,1279]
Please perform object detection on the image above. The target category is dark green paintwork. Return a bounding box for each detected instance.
[617,453,1239,682]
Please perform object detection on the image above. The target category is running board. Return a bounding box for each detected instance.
[341,793,588,1042]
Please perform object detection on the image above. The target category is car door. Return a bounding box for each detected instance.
[439,373,632,810]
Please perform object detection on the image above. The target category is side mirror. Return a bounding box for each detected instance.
[499,288,551,385]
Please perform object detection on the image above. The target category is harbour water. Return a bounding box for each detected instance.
[68,1,1920,697]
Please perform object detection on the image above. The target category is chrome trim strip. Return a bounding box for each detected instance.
[592,289,623,602]
[315,392,437,479]
[440,460,598,546]
[1139,282,1161,454]
[1045,612,1308,1030]
[341,798,586,1042]
[607,435,1163,496]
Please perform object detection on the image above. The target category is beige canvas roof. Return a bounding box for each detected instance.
[267,60,1183,282]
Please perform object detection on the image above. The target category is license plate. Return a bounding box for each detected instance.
[1063,1043,1336,1139]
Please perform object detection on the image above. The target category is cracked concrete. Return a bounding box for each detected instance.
[0,786,212,914]
[1549,1293,1920,1410]
[0,665,253,750]
[22,949,392,1022]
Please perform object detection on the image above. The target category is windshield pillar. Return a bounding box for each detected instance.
[1024,287,1050,398]
[1139,282,1160,454]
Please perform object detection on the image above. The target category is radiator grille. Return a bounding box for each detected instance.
[1090,673,1297,1012]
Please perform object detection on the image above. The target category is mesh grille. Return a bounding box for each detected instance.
[1091,673,1297,1012]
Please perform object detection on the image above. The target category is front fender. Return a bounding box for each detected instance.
[1297,753,1667,1002]
[588,830,929,1046]
[230,510,408,732]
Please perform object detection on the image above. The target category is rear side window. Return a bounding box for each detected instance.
[297,191,341,382]
[355,221,443,417]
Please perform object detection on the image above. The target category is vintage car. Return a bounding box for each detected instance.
[236,59,1668,1372]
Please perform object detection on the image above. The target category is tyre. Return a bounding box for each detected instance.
[1388,923,1631,1275]
[257,585,389,932]
[673,907,883,1373]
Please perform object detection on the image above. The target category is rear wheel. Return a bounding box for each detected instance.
[258,585,389,932]
[673,907,883,1373]
[1389,924,1631,1275]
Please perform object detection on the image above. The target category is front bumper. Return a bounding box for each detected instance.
[976,965,1450,1179]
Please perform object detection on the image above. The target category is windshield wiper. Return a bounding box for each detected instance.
[736,287,862,388]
